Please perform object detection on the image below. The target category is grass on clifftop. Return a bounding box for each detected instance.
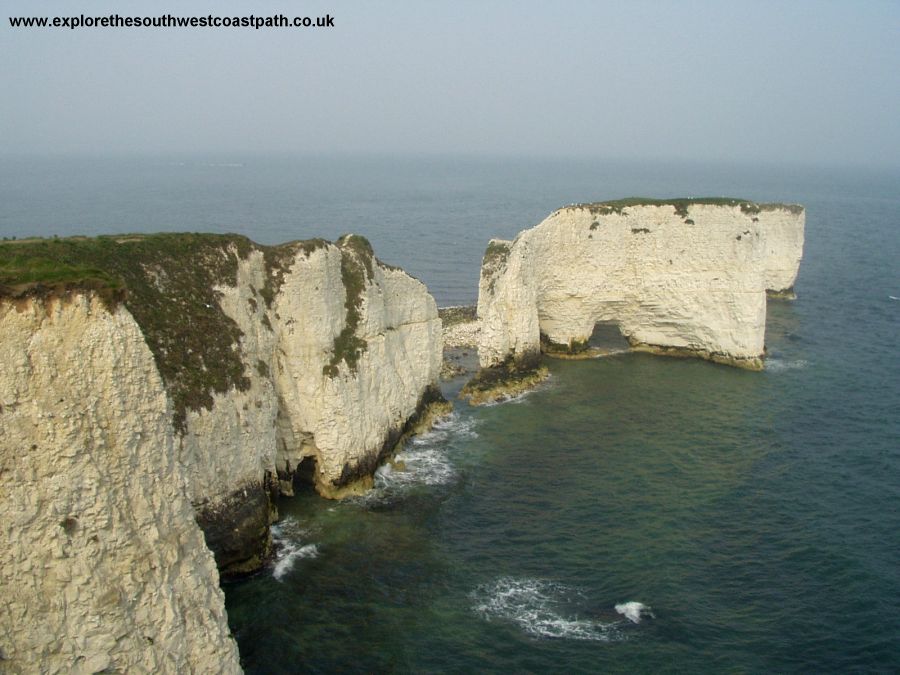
[0,233,324,432]
[260,238,329,307]
[568,197,803,219]
[0,254,125,298]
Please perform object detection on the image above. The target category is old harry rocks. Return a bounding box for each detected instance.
[474,199,804,378]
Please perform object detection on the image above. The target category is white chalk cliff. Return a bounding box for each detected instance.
[0,233,443,671]
[183,237,445,573]
[0,295,242,674]
[476,200,804,372]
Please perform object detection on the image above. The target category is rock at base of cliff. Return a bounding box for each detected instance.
[628,342,764,371]
[766,286,797,300]
[440,305,480,379]
[460,353,550,406]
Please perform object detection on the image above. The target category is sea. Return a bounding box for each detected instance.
[2,155,898,673]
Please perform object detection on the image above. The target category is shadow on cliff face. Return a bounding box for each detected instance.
[195,481,276,580]
[588,321,630,352]
[293,456,318,489]
[540,321,630,359]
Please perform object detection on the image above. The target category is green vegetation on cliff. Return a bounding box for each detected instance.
[260,238,328,307]
[438,304,477,327]
[483,240,511,266]
[323,234,374,378]
[567,197,803,220]
[0,253,124,298]
[481,240,511,293]
[0,233,329,431]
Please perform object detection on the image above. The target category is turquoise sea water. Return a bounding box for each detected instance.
[2,156,898,672]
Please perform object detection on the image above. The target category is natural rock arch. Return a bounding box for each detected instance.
[475,199,804,375]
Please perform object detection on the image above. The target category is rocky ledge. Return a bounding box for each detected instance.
[439,305,480,379]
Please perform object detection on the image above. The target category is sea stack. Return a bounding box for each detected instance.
[466,199,804,403]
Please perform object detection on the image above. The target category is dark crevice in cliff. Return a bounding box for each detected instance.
[589,322,630,351]
[194,476,278,580]
[277,455,319,495]
[293,456,318,489]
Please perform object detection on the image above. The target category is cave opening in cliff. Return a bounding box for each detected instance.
[293,456,318,491]
[588,321,629,352]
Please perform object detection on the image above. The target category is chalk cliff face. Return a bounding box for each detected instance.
[475,200,804,376]
[183,237,444,574]
[268,245,444,495]
[0,233,443,669]
[0,295,241,674]
[758,207,805,295]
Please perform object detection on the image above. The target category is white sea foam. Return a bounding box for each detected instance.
[353,413,479,506]
[766,358,809,373]
[614,601,654,624]
[272,543,319,581]
[471,577,624,641]
[270,516,319,582]
[413,412,479,444]
[376,447,455,489]
[595,348,630,357]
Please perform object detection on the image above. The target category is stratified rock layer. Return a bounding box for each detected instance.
[476,200,804,379]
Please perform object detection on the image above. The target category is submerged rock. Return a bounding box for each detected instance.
[460,352,549,405]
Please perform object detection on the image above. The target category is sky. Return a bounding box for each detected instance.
[1,0,898,166]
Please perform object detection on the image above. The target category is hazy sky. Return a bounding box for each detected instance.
[1,0,898,166]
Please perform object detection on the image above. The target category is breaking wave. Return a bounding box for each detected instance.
[374,447,455,490]
[270,516,319,582]
[471,577,641,641]
[481,377,554,407]
[415,412,479,444]
[614,601,654,624]
[766,358,809,373]
[355,413,478,504]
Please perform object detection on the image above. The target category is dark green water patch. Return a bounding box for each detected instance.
[226,316,899,672]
